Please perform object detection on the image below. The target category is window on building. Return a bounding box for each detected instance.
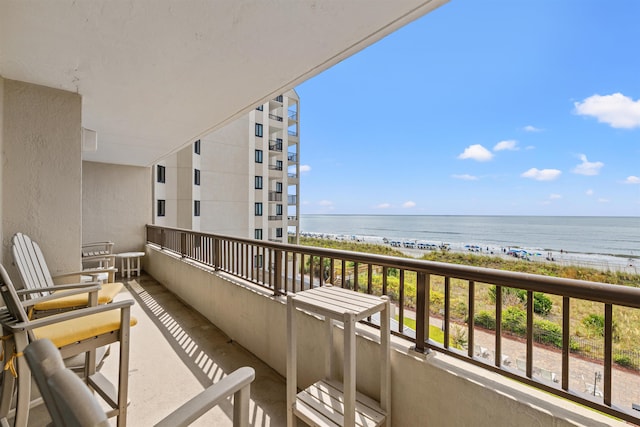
[255,176,263,189]
[256,105,263,111]
[276,160,283,170]
[255,149,263,163]
[255,123,263,137]
[276,228,283,238]
[254,229,263,240]
[254,254,263,268]
[276,204,283,215]
[194,139,201,154]
[275,182,283,193]
[157,165,166,183]
[157,200,166,217]
[255,202,263,216]
[194,200,200,217]
[194,169,200,186]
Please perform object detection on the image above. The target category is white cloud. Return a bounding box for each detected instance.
[402,201,416,208]
[549,194,562,200]
[624,176,640,184]
[376,203,391,209]
[574,93,640,129]
[572,154,604,176]
[452,174,479,181]
[493,140,519,151]
[521,168,562,181]
[458,144,494,162]
[299,164,311,173]
[586,189,594,196]
[523,125,542,132]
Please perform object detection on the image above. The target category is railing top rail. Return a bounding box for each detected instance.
[146,225,640,308]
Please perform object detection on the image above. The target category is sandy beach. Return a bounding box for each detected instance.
[300,231,639,274]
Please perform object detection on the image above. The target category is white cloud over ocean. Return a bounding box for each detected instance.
[299,164,311,173]
[403,201,416,208]
[521,168,562,181]
[376,203,391,209]
[452,174,479,181]
[458,144,493,162]
[572,154,604,176]
[574,93,640,129]
[624,176,640,184]
[493,140,518,151]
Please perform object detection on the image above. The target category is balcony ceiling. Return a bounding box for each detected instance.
[0,0,447,167]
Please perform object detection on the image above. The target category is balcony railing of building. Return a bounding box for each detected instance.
[288,173,297,179]
[269,113,283,122]
[288,152,297,162]
[268,215,283,221]
[146,225,640,425]
[268,164,283,171]
[269,140,283,151]
[288,110,298,121]
[288,129,297,137]
[287,215,298,221]
[268,191,283,202]
[287,195,297,204]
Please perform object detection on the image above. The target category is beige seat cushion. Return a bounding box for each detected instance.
[33,282,124,311]
[33,310,137,348]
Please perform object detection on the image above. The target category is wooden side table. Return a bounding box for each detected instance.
[287,285,390,427]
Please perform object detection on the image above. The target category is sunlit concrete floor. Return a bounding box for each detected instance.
[26,273,302,426]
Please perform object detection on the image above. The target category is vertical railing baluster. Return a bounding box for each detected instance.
[284,251,290,293]
[309,255,314,289]
[341,260,346,289]
[367,264,373,295]
[353,262,359,292]
[398,270,405,334]
[319,256,325,287]
[495,285,502,369]
[562,296,570,390]
[180,232,187,258]
[382,266,388,296]
[526,290,533,376]
[467,280,475,358]
[414,271,427,354]
[444,276,450,349]
[604,303,613,405]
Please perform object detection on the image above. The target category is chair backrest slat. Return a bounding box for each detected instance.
[0,264,34,326]
[12,233,56,298]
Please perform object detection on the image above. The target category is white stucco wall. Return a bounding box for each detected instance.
[145,246,624,427]
[0,76,4,264]
[2,79,82,279]
[82,161,151,253]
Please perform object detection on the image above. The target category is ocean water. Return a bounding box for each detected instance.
[300,215,640,259]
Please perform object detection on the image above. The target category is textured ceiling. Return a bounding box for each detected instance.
[0,0,447,166]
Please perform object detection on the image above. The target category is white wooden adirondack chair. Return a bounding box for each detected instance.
[11,232,123,316]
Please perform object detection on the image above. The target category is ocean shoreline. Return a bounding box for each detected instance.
[299,231,639,274]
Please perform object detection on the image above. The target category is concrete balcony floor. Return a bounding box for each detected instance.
[26,273,301,426]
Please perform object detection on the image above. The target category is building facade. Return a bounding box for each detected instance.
[153,90,300,244]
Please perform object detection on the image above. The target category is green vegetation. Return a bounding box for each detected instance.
[300,236,640,369]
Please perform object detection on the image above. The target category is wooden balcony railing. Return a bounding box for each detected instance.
[146,225,640,424]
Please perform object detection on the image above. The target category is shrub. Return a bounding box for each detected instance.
[502,306,526,335]
[513,290,552,315]
[474,310,496,330]
[533,319,563,348]
[614,354,635,369]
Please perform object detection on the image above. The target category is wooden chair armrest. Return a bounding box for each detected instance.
[154,367,255,427]
[7,299,134,330]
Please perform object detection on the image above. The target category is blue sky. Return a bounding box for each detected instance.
[295,0,640,216]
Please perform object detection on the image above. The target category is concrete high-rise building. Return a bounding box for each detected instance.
[153,90,300,244]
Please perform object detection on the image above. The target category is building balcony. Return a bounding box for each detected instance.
[287,194,297,205]
[288,152,297,163]
[269,191,283,202]
[138,225,640,427]
[268,215,283,221]
[19,226,639,426]
[269,140,283,152]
